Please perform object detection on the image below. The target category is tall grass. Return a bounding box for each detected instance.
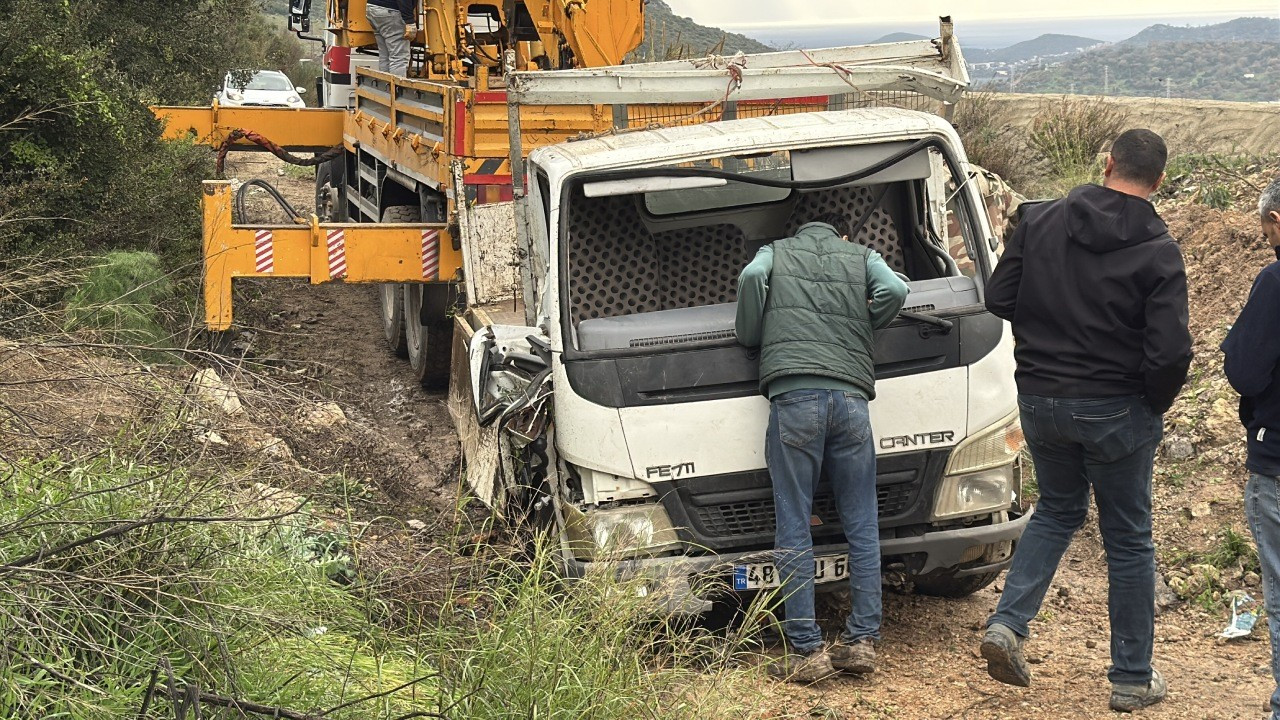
[431,542,765,719]
[1028,97,1129,178]
[0,453,435,718]
[63,250,173,350]
[953,91,1034,189]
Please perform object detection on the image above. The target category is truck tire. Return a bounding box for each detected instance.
[316,156,346,222]
[377,205,418,358]
[403,282,455,390]
[912,569,1002,599]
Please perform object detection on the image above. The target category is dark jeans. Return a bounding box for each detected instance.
[767,389,881,654]
[1245,473,1280,719]
[988,394,1162,685]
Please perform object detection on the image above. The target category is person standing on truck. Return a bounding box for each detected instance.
[735,213,909,683]
[1221,178,1280,720]
[977,129,1191,713]
[365,0,418,77]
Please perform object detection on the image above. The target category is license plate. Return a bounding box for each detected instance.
[733,554,848,591]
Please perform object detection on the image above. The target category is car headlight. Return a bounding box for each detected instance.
[226,91,244,101]
[933,410,1023,521]
[564,503,681,561]
[287,95,303,104]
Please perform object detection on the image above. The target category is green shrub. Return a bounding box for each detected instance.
[953,91,1033,189]
[64,251,173,350]
[1202,183,1233,210]
[1028,97,1130,176]
[0,1,310,265]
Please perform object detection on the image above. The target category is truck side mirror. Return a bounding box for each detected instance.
[288,0,312,33]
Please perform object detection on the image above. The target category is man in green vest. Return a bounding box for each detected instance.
[736,213,909,683]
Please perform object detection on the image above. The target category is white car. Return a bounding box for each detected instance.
[216,70,306,107]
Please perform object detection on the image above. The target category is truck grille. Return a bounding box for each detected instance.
[695,484,915,537]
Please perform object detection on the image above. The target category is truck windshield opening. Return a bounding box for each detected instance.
[562,141,984,355]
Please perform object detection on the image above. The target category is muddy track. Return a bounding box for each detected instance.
[224,157,1275,720]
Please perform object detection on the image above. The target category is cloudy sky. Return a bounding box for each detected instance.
[664,1,1280,28]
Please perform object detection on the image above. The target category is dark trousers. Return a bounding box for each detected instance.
[988,394,1162,684]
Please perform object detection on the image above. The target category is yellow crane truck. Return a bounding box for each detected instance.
[156,0,646,386]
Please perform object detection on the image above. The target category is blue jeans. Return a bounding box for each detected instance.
[1245,473,1280,720]
[989,394,1162,685]
[767,389,881,654]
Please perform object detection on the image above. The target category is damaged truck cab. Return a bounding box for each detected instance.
[450,36,1030,613]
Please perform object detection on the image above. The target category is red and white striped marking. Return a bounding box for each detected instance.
[253,230,274,274]
[326,229,348,279]
[421,229,440,280]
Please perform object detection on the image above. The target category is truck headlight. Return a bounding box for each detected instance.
[945,410,1023,476]
[564,503,681,561]
[934,410,1023,521]
[933,465,1016,520]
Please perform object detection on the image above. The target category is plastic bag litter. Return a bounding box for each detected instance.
[1221,592,1259,639]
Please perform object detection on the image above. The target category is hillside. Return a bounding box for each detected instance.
[968,33,1103,64]
[1015,40,1280,102]
[1123,16,1279,45]
[632,0,774,61]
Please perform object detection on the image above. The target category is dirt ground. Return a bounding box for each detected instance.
[218,156,1279,719]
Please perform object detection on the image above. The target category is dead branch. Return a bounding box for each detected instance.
[0,503,306,574]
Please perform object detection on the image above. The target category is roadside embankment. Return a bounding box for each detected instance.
[985,93,1280,157]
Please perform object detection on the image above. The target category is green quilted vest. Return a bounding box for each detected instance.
[759,223,877,398]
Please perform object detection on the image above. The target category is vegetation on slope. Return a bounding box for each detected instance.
[1016,40,1280,102]
[0,1,310,261]
[631,0,774,62]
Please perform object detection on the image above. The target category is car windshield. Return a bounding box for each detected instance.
[229,72,293,92]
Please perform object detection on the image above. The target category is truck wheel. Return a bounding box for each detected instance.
[403,283,454,390]
[379,284,408,357]
[377,205,418,357]
[912,569,1002,599]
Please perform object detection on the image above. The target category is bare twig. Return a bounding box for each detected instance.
[0,504,306,574]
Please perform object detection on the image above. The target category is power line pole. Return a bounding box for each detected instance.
[1166,76,1172,99]
[1103,65,1110,95]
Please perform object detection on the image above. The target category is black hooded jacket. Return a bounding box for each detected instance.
[986,184,1192,413]
[1221,248,1280,476]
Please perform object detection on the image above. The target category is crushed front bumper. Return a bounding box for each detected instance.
[563,507,1033,614]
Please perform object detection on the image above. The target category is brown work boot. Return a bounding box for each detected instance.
[829,637,876,674]
[767,648,836,684]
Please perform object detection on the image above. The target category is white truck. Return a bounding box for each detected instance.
[449,25,1030,614]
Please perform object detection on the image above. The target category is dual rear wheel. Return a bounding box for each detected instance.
[376,205,454,390]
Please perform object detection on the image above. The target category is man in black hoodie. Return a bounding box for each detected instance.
[977,129,1191,712]
[1222,178,1280,720]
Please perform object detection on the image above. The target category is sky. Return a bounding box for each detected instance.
[664,1,1280,47]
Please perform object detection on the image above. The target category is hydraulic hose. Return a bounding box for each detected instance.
[233,179,305,224]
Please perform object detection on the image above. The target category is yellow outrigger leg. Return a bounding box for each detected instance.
[201,181,461,331]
